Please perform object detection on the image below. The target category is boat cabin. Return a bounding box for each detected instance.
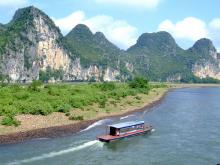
[108,121,145,136]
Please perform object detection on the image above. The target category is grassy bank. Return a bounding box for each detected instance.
[0,80,168,135]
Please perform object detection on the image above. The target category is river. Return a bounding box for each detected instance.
[0,87,220,165]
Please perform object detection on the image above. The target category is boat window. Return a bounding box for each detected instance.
[119,124,144,134]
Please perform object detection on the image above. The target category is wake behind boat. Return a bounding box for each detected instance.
[97,121,153,142]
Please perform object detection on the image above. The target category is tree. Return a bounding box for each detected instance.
[28,80,42,91]
[129,77,149,89]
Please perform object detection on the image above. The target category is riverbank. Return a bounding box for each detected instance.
[1,83,220,144]
[0,86,168,144]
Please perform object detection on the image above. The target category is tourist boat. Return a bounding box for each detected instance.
[97,120,153,142]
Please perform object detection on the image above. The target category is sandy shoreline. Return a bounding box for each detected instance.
[1,84,220,145]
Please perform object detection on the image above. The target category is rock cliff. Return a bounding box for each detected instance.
[189,39,220,79]
[0,6,120,82]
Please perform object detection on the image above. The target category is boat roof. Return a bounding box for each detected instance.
[108,121,144,129]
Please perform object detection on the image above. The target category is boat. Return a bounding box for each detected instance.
[97,120,153,142]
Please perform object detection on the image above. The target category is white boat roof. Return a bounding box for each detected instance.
[108,121,144,129]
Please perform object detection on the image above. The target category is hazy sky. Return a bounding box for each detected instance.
[0,0,220,50]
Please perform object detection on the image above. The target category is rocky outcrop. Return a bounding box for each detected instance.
[190,39,220,80]
[125,62,134,73]
[0,6,70,82]
[166,74,182,82]
[192,61,220,79]
[0,6,121,82]
[64,58,120,81]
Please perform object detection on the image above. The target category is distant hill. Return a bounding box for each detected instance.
[126,31,192,81]
[64,24,125,69]
[126,32,220,82]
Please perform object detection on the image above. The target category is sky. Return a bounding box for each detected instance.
[0,0,220,51]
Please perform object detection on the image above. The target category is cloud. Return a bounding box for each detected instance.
[158,17,208,41]
[83,15,137,48]
[54,11,138,49]
[209,18,220,29]
[54,11,85,33]
[0,0,27,7]
[157,17,220,51]
[209,18,220,52]
[95,0,160,9]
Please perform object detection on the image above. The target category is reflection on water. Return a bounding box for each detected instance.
[1,87,220,165]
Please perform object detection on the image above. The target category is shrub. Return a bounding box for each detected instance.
[108,91,122,100]
[109,91,117,97]
[0,105,18,116]
[0,105,3,116]
[151,83,167,88]
[135,96,142,100]
[105,109,110,113]
[65,112,70,116]
[69,97,84,109]
[13,101,32,114]
[69,95,91,109]
[100,82,116,91]
[121,91,128,98]
[10,84,21,92]
[89,76,96,82]
[109,100,117,106]
[129,77,149,89]
[99,99,106,108]
[69,115,84,121]
[57,104,71,113]
[126,100,132,105]
[29,102,53,115]
[39,70,50,83]
[127,90,137,96]
[0,82,8,87]
[14,91,29,100]
[48,87,60,96]
[98,95,107,108]
[28,80,42,92]
[1,116,21,127]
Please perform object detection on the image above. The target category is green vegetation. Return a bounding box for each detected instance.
[180,75,220,83]
[28,80,42,91]
[0,79,165,126]
[129,77,149,89]
[1,116,21,127]
[99,82,116,91]
[69,115,84,121]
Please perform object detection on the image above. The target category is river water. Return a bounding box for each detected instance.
[0,87,220,165]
